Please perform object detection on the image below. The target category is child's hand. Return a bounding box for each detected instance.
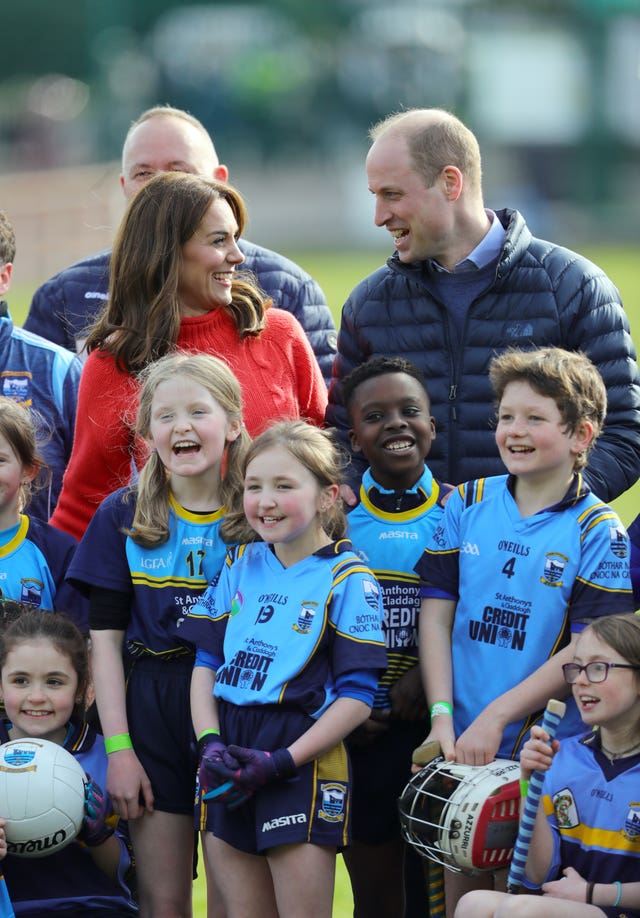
[520,725,559,780]
[455,709,503,766]
[541,866,588,901]
[222,745,298,793]
[0,818,6,860]
[412,717,455,773]
[106,748,154,819]
[78,776,115,847]
[198,736,233,796]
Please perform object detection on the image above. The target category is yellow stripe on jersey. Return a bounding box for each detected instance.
[0,514,29,557]
[574,575,633,595]
[131,573,209,590]
[358,480,441,523]
[543,812,640,854]
[168,492,225,524]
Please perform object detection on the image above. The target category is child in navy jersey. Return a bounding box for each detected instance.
[0,607,136,916]
[0,398,85,629]
[67,352,249,917]
[341,357,446,918]
[456,613,640,918]
[184,420,387,918]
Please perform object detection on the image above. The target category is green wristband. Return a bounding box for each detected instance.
[197,728,220,742]
[104,733,133,754]
[519,779,530,798]
[430,701,453,718]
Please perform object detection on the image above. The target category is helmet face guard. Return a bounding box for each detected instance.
[398,752,521,874]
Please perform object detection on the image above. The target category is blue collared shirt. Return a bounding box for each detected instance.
[431,210,505,273]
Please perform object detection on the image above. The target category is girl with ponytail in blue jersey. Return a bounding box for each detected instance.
[0,398,85,629]
[186,420,387,918]
[67,352,250,918]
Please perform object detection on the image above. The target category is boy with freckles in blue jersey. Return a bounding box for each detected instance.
[342,357,448,918]
[415,347,634,916]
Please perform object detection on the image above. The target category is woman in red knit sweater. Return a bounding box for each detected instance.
[51,172,327,540]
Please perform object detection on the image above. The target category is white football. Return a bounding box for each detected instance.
[0,737,86,858]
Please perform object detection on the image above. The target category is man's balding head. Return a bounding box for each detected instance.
[120,106,228,200]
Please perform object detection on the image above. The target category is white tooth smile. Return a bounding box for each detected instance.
[385,440,413,451]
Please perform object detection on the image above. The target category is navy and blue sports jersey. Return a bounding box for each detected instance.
[535,731,640,915]
[67,487,227,658]
[0,514,87,630]
[0,718,137,915]
[184,539,387,718]
[347,466,443,710]
[416,474,634,757]
[0,304,81,522]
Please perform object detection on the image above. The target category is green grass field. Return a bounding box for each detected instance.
[9,245,640,915]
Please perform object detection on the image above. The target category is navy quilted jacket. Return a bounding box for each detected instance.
[24,239,337,385]
[326,208,640,502]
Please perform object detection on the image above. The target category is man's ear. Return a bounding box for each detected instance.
[214,164,229,182]
[441,165,463,202]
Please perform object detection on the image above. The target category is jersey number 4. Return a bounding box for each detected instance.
[502,557,516,579]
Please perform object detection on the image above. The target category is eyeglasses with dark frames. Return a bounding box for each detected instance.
[562,661,640,684]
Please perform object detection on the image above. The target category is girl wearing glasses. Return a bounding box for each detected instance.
[456,612,640,917]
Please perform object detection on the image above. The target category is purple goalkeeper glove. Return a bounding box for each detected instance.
[78,776,115,847]
[221,745,298,794]
[198,733,247,807]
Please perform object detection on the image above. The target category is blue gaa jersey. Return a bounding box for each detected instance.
[0,718,137,915]
[67,487,227,658]
[536,731,640,909]
[347,466,443,710]
[185,539,387,718]
[416,475,634,757]
[0,514,87,630]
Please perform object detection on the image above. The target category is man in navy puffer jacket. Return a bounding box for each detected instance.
[326,108,640,502]
[25,105,337,386]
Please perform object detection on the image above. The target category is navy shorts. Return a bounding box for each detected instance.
[348,719,425,844]
[126,655,197,815]
[198,702,351,854]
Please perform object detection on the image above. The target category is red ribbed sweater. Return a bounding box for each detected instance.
[51,307,327,540]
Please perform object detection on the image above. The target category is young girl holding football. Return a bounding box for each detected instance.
[67,352,249,918]
[455,613,640,918]
[185,420,387,918]
[0,607,136,915]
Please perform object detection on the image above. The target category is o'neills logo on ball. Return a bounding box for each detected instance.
[8,829,68,855]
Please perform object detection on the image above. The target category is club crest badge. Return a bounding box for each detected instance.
[540,552,568,588]
[318,782,346,823]
[623,803,640,840]
[362,578,380,610]
[20,578,42,606]
[1,371,32,405]
[609,525,628,559]
[292,602,317,634]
